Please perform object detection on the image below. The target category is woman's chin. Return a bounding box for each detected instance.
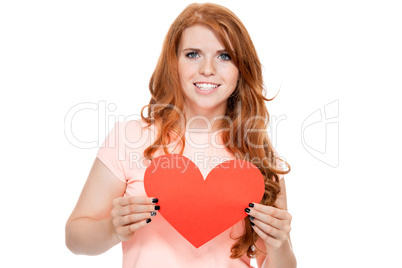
[184,101,227,116]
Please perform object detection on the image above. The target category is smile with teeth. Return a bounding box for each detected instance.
[194,83,220,90]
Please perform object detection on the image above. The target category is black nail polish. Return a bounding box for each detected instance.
[152,198,159,203]
[155,205,160,211]
[249,203,254,208]
[146,218,152,224]
[151,211,156,217]
[245,208,251,213]
[249,216,254,221]
[250,221,255,226]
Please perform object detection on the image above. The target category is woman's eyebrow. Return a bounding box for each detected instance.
[182,48,227,53]
[182,48,201,52]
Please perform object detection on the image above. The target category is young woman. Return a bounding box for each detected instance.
[66,3,296,268]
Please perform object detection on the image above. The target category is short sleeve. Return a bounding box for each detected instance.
[96,121,127,183]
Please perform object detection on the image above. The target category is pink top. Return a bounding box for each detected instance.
[96,119,284,268]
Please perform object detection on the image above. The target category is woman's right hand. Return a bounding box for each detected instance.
[111,196,159,241]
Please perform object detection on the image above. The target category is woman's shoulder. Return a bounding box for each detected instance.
[109,118,157,149]
[114,118,155,134]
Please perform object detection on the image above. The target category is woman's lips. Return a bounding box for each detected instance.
[193,82,221,95]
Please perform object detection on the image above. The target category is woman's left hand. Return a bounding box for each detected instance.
[245,203,292,252]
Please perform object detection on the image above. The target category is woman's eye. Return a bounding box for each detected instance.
[186,52,199,58]
[219,53,231,61]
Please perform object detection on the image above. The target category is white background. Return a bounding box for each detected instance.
[1,0,401,267]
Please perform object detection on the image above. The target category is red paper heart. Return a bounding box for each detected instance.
[144,154,265,248]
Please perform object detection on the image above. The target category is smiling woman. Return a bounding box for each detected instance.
[177,24,239,120]
[65,3,296,268]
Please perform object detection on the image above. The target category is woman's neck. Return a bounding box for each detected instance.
[183,105,226,133]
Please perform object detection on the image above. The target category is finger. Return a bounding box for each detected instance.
[252,224,282,249]
[114,196,158,207]
[117,212,157,226]
[116,218,152,237]
[249,203,290,220]
[117,204,160,216]
[251,218,283,240]
[246,208,283,230]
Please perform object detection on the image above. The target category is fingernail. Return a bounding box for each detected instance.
[245,208,251,213]
[249,216,254,221]
[249,203,254,208]
[250,221,255,226]
[152,198,159,203]
[151,211,156,217]
[155,205,160,210]
[146,218,152,224]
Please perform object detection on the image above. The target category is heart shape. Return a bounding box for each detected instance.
[144,154,265,248]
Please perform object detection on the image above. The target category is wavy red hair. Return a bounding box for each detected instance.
[140,2,290,259]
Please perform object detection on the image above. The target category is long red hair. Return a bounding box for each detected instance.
[141,2,290,259]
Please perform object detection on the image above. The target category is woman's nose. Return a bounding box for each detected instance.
[199,58,216,76]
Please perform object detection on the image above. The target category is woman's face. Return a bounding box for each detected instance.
[177,24,239,118]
